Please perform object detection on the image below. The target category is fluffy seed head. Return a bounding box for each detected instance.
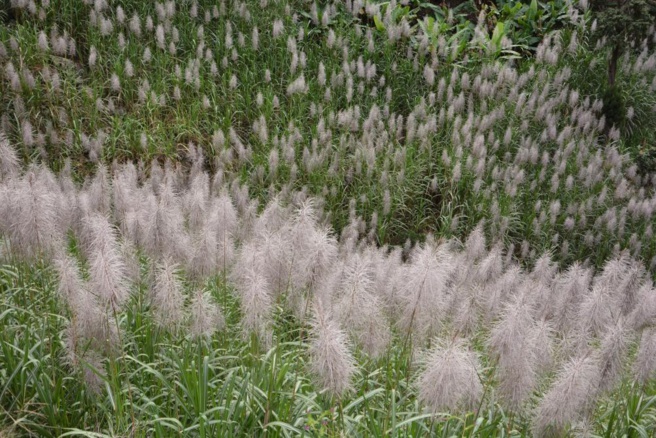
[84,213,129,309]
[236,268,273,347]
[418,338,483,414]
[151,258,185,330]
[489,294,538,412]
[0,132,20,179]
[333,253,390,358]
[397,239,455,344]
[189,289,225,338]
[532,355,601,438]
[598,320,631,393]
[634,328,656,384]
[308,301,357,398]
[9,169,61,260]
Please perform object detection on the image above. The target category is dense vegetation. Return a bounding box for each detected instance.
[1,0,656,436]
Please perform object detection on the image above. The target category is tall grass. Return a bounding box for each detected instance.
[1,0,656,436]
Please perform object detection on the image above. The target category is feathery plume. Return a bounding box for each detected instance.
[235,267,273,347]
[53,250,90,308]
[532,319,555,373]
[59,277,119,359]
[244,231,289,298]
[627,281,656,331]
[281,200,337,315]
[481,265,522,322]
[52,250,108,345]
[144,180,191,263]
[532,354,601,438]
[452,285,482,336]
[577,284,616,338]
[9,168,61,259]
[151,258,185,330]
[84,213,130,309]
[418,338,483,414]
[209,193,237,272]
[597,320,631,393]
[68,336,106,394]
[119,238,141,284]
[184,171,209,234]
[252,196,290,237]
[634,328,656,385]
[594,252,645,317]
[295,223,338,294]
[0,132,20,180]
[464,222,487,262]
[86,164,111,216]
[370,246,404,318]
[530,252,558,286]
[489,294,538,413]
[112,162,139,224]
[308,301,357,398]
[397,239,455,344]
[122,190,155,248]
[473,242,504,283]
[333,253,390,358]
[188,221,219,281]
[188,289,225,338]
[551,263,593,333]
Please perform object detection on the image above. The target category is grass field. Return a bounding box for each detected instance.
[1,0,656,436]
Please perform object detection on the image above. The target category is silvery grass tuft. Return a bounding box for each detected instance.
[111,162,139,224]
[188,289,225,339]
[0,132,20,179]
[145,177,191,264]
[397,237,455,346]
[209,191,238,269]
[54,248,120,374]
[628,281,656,331]
[151,258,185,331]
[550,263,593,334]
[332,252,390,358]
[417,338,483,415]
[188,210,220,281]
[480,264,522,323]
[308,301,356,398]
[463,221,487,263]
[6,167,62,260]
[235,266,273,347]
[597,319,631,393]
[230,239,274,347]
[369,245,403,319]
[488,293,539,413]
[184,169,210,235]
[84,164,112,217]
[1,4,656,430]
[634,328,656,385]
[84,213,130,310]
[533,354,601,438]
[53,250,98,324]
[272,200,338,318]
[54,250,117,347]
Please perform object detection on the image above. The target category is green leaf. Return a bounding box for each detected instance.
[343,387,385,413]
[265,421,302,434]
[528,0,538,20]
[386,413,436,433]
[373,14,385,32]
[491,22,506,47]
